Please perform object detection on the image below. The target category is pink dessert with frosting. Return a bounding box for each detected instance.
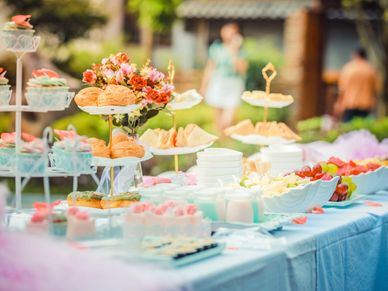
[122,201,207,237]
[66,207,96,240]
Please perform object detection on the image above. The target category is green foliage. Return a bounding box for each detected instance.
[53,42,146,79]
[243,37,284,91]
[0,113,12,132]
[3,0,106,43]
[127,0,182,32]
[298,116,388,143]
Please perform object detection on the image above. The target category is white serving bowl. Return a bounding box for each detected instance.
[351,167,385,195]
[263,177,339,213]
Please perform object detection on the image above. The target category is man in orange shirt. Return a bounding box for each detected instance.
[335,48,379,122]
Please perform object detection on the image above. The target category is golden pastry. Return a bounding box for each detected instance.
[74,87,103,107]
[112,133,130,145]
[98,85,136,106]
[111,140,145,158]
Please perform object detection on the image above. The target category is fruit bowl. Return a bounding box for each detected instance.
[263,175,341,213]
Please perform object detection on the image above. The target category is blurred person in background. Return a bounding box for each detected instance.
[335,48,379,122]
[200,22,248,134]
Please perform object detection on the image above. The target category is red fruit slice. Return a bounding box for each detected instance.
[314,172,325,180]
[328,157,346,168]
[11,15,33,28]
[32,69,60,78]
[312,164,322,176]
[349,160,357,167]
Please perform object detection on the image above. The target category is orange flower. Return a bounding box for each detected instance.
[129,75,147,90]
[117,52,130,63]
[146,88,169,104]
[82,69,96,84]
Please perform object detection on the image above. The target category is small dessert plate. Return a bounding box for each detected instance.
[78,104,140,115]
[324,194,367,208]
[92,151,153,167]
[167,89,203,111]
[231,134,295,145]
[242,95,293,108]
[149,142,213,156]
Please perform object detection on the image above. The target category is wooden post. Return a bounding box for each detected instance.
[283,8,325,121]
[196,20,209,67]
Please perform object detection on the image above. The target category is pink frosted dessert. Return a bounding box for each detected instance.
[66,207,96,240]
[122,201,206,237]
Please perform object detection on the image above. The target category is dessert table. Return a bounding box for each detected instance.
[177,191,388,291]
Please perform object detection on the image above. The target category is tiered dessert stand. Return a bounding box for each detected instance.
[0,32,98,210]
[77,103,153,196]
[231,63,296,147]
[147,61,210,173]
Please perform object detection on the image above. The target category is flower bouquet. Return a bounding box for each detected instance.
[81,52,175,134]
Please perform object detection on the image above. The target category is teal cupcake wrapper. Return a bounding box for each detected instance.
[52,147,93,173]
[26,89,72,108]
[0,148,16,168]
[16,153,46,175]
[0,87,11,105]
[1,30,36,51]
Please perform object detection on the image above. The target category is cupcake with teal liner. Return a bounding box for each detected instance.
[17,138,46,175]
[27,203,68,237]
[52,130,93,173]
[26,69,71,109]
[0,68,11,106]
[1,15,35,51]
[0,132,35,169]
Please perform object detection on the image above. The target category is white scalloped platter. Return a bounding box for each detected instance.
[77,104,140,115]
[167,89,203,111]
[231,134,295,145]
[92,151,153,167]
[242,95,293,108]
[149,142,213,156]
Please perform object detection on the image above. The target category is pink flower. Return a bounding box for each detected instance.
[101,58,108,65]
[148,68,165,83]
[162,83,174,93]
[103,69,115,79]
[115,71,124,83]
[120,63,135,76]
[82,69,96,84]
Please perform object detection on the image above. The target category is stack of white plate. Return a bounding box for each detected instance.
[260,144,303,176]
[196,148,243,187]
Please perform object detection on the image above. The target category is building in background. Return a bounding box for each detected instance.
[174,0,365,120]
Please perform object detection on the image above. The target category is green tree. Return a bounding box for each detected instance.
[342,0,388,114]
[127,0,182,59]
[2,0,106,44]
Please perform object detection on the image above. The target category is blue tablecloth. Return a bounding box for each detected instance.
[178,191,388,291]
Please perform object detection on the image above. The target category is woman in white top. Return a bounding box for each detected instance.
[200,22,248,134]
